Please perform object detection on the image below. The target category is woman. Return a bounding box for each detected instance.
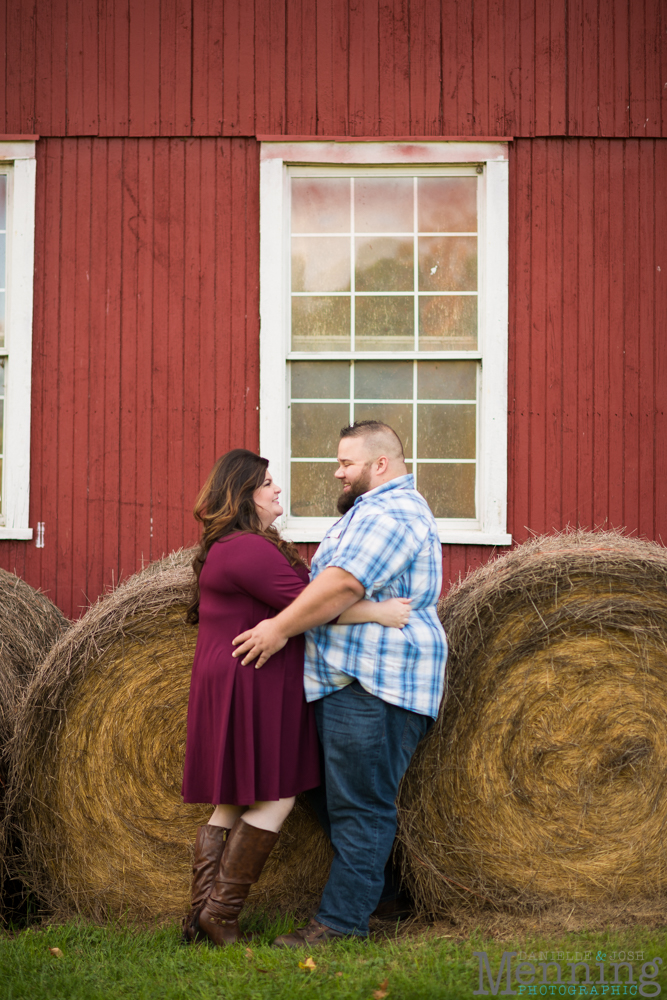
[181,449,410,946]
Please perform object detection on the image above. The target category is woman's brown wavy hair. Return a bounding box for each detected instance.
[186,449,304,625]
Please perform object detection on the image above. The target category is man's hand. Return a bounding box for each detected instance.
[232,567,364,667]
[232,618,288,668]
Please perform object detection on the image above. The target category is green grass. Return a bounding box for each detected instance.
[1,917,667,1000]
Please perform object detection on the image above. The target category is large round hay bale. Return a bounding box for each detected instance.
[0,568,66,751]
[9,550,330,921]
[398,530,667,914]
[0,568,66,912]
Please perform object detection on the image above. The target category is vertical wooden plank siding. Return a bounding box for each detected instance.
[507,137,667,549]
[2,136,666,615]
[2,137,260,617]
[3,0,665,138]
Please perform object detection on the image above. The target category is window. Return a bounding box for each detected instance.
[0,140,37,540]
[260,142,510,545]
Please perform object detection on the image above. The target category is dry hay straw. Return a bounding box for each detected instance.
[398,529,667,916]
[0,568,66,753]
[8,550,331,922]
[0,568,66,904]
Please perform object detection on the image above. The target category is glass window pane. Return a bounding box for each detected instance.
[291,361,350,399]
[0,291,4,349]
[418,237,477,292]
[353,403,412,458]
[355,238,413,292]
[291,178,349,233]
[292,237,350,292]
[419,296,477,350]
[355,179,413,233]
[291,462,340,517]
[418,361,477,400]
[0,398,3,451]
[418,177,477,233]
[417,403,476,459]
[292,297,351,351]
[0,176,6,230]
[355,296,413,351]
[355,361,413,400]
[291,403,350,457]
[418,463,476,518]
[0,358,5,394]
[0,234,6,290]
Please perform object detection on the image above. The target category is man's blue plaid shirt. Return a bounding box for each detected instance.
[304,474,448,719]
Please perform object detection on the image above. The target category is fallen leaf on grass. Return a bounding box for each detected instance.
[336,971,343,977]
[298,956,317,971]
[245,948,254,959]
[49,948,63,959]
[372,978,389,999]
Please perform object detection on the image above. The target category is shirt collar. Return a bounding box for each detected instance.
[353,473,414,507]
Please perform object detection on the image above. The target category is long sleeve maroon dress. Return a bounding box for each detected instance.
[181,532,320,805]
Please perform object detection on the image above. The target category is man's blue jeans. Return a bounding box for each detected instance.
[310,681,432,937]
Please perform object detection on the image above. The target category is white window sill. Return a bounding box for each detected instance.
[0,527,33,540]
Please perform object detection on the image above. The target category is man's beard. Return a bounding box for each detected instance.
[336,465,373,515]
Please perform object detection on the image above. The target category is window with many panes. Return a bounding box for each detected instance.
[260,142,510,546]
[0,142,37,540]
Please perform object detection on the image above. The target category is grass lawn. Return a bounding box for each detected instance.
[2,915,667,999]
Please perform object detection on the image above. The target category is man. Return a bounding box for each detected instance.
[232,420,447,943]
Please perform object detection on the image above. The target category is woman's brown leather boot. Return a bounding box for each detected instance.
[182,824,230,943]
[195,818,279,946]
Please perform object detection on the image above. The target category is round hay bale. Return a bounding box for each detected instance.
[398,530,667,913]
[9,550,330,921]
[0,568,66,914]
[0,568,66,751]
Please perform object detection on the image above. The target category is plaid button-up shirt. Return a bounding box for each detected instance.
[304,474,448,719]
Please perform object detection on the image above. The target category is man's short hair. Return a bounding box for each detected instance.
[339,420,405,460]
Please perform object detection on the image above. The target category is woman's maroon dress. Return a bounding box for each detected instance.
[181,533,320,805]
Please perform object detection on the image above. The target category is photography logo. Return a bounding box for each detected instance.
[472,949,663,996]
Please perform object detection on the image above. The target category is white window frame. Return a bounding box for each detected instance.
[259,141,510,546]
[0,140,37,540]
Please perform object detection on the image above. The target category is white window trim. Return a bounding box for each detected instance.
[0,141,36,540]
[259,141,511,546]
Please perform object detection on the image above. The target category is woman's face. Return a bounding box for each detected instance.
[253,469,283,529]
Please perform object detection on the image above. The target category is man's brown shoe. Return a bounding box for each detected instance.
[273,917,348,948]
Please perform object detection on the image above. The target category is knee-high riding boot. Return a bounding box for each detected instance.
[182,824,230,943]
[195,817,279,946]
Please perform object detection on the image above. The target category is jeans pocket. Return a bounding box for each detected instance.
[349,680,375,698]
[401,713,429,755]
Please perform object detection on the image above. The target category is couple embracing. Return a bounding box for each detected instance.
[181,419,447,947]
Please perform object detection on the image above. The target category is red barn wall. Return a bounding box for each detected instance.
[2,0,665,139]
[3,137,260,615]
[0,134,664,617]
[0,1,665,617]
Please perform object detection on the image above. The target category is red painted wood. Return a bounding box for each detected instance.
[255,0,286,136]
[418,0,442,136]
[517,0,536,136]
[612,0,631,138]
[3,0,666,138]
[544,139,563,531]
[574,139,595,529]
[191,0,223,136]
[313,0,347,135]
[128,0,160,137]
[472,0,490,137]
[655,143,667,544]
[607,140,626,528]
[638,139,656,535]
[3,126,667,616]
